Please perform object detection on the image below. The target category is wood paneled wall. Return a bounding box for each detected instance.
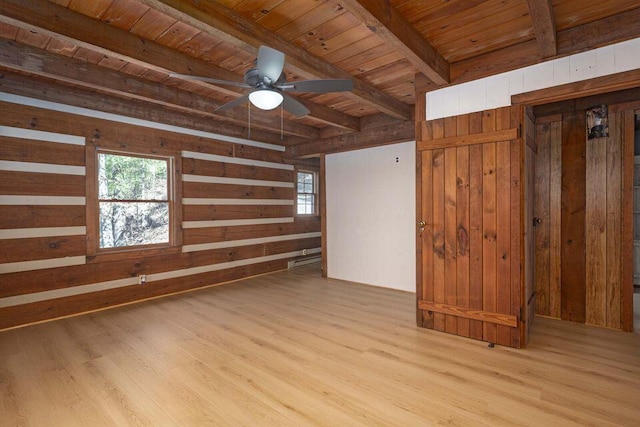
[534,110,626,329]
[417,106,523,348]
[0,96,320,330]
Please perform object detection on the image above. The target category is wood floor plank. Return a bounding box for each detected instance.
[0,264,638,426]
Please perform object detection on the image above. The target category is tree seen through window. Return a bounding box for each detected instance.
[98,152,170,249]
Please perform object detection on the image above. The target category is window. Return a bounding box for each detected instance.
[97,151,172,250]
[296,170,318,215]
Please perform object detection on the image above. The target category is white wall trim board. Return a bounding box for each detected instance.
[0,160,85,176]
[182,151,293,171]
[426,37,640,120]
[182,231,321,252]
[0,256,86,275]
[0,226,86,240]
[0,93,285,152]
[0,248,321,308]
[0,125,85,146]
[183,217,294,228]
[0,195,86,205]
[182,174,294,188]
[182,198,294,206]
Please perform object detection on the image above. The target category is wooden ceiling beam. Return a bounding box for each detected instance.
[286,120,415,158]
[451,6,640,84]
[0,39,318,139]
[0,0,356,131]
[139,0,413,120]
[0,71,288,145]
[339,0,449,85]
[526,0,557,58]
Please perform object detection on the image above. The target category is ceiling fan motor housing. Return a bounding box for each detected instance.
[244,68,261,86]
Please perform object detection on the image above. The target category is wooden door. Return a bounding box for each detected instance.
[417,106,523,348]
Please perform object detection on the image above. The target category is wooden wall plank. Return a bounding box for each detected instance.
[183,219,319,245]
[264,237,321,255]
[0,235,85,263]
[183,182,293,200]
[585,132,607,326]
[182,158,293,182]
[560,111,586,322]
[534,122,551,316]
[183,205,293,221]
[548,120,562,319]
[0,137,85,165]
[0,171,85,196]
[606,112,622,329]
[0,205,85,229]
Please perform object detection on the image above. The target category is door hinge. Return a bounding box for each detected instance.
[519,307,525,323]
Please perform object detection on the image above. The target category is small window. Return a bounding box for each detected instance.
[296,171,317,215]
[97,151,172,250]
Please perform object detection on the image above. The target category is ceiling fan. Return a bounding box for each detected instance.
[170,46,353,117]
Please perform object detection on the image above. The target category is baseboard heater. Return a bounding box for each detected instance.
[288,256,321,269]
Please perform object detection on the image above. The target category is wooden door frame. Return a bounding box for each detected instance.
[512,69,640,332]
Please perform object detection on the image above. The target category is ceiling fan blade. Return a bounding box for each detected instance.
[282,95,310,117]
[215,94,250,112]
[169,73,252,88]
[280,79,353,93]
[257,46,285,84]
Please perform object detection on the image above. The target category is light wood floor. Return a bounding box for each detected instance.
[1,265,639,426]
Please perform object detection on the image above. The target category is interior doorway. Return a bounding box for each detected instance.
[531,89,638,331]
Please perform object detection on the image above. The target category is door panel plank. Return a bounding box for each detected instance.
[456,145,470,337]
[432,148,446,332]
[482,142,498,343]
[444,147,458,334]
[421,150,434,328]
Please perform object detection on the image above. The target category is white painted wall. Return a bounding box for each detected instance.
[427,37,640,120]
[326,141,416,292]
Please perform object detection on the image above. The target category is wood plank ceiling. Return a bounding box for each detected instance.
[1,0,639,153]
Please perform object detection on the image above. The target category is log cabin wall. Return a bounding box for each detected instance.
[417,106,523,348]
[533,106,629,329]
[0,96,320,330]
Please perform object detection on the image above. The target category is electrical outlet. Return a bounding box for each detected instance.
[302,249,307,256]
[138,274,146,285]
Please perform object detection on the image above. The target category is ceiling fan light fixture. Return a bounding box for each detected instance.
[248,88,283,110]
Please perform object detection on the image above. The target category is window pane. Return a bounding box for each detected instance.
[98,153,168,200]
[297,194,314,215]
[99,202,169,248]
